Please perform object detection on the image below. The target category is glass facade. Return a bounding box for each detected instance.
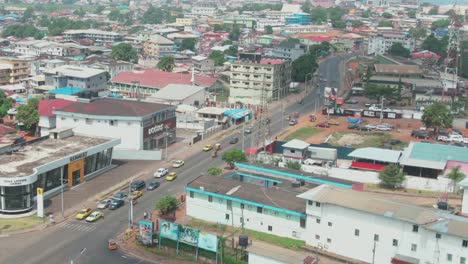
[0,147,114,213]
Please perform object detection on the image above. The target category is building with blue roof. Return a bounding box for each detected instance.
[50,87,83,95]
[285,13,311,25]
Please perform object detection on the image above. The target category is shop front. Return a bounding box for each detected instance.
[143,116,177,150]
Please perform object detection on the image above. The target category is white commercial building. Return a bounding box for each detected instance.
[44,65,108,91]
[367,31,416,55]
[63,29,123,45]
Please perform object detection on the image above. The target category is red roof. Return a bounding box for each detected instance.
[307,36,333,42]
[351,161,385,171]
[111,69,217,89]
[0,124,15,136]
[38,99,75,117]
[259,58,286,65]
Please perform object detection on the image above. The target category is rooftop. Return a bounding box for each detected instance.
[44,65,106,79]
[111,69,217,89]
[374,64,423,75]
[399,142,468,170]
[63,29,121,36]
[147,34,174,44]
[55,98,172,117]
[369,76,442,88]
[38,99,75,117]
[0,135,110,178]
[151,84,206,101]
[282,139,310,150]
[297,185,468,238]
[196,106,228,116]
[348,147,402,163]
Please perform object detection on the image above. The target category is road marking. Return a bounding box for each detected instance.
[62,222,96,232]
[121,255,128,259]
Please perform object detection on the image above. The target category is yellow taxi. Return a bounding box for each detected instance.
[76,208,93,220]
[129,191,143,200]
[202,144,213,151]
[166,172,178,181]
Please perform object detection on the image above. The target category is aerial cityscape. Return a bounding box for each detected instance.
[0,0,467,264]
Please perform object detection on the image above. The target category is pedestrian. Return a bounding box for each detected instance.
[148,213,152,220]
[143,211,147,219]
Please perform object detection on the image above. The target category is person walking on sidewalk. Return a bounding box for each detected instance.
[143,211,148,219]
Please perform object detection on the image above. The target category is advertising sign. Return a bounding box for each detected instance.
[178,226,199,246]
[139,221,154,245]
[143,117,176,139]
[160,221,179,241]
[37,188,44,218]
[0,174,37,186]
[198,231,218,252]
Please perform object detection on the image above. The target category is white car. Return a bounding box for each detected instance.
[437,135,450,142]
[85,211,104,222]
[96,198,113,209]
[365,124,377,130]
[154,168,168,178]
[376,125,391,131]
[464,138,468,144]
[450,135,464,143]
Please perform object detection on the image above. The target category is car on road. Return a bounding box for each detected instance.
[129,190,143,200]
[376,125,392,131]
[97,199,113,209]
[86,211,104,222]
[154,168,168,178]
[244,127,253,134]
[166,172,177,181]
[346,99,359,104]
[316,122,330,128]
[203,144,213,151]
[364,124,376,130]
[172,160,185,168]
[76,208,93,220]
[113,192,127,200]
[130,180,145,192]
[449,134,464,143]
[109,199,124,210]
[364,103,371,107]
[147,181,160,191]
[229,137,239,144]
[328,119,339,126]
[289,119,297,126]
[348,124,359,130]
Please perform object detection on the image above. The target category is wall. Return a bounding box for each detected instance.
[112,149,162,160]
[248,253,287,264]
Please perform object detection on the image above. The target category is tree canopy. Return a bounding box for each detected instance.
[378,21,393,27]
[447,167,465,193]
[228,23,241,41]
[264,25,273,34]
[2,24,43,39]
[431,19,450,30]
[111,43,138,63]
[207,167,223,176]
[0,91,14,118]
[73,7,86,17]
[157,56,175,72]
[301,0,311,13]
[421,34,448,58]
[222,149,247,168]
[21,6,34,22]
[17,98,40,131]
[39,16,107,36]
[388,43,411,58]
[227,3,282,12]
[352,20,363,28]
[382,12,393,18]
[379,164,405,189]
[180,38,197,52]
[224,45,238,57]
[407,10,416,18]
[421,102,453,133]
[428,6,439,15]
[292,53,318,82]
[310,6,327,24]
[155,195,179,215]
[409,27,427,40]
[209,50,225,66]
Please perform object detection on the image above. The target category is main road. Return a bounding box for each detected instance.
[0,54,352,264]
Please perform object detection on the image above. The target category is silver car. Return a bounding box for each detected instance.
[97,198,113,209]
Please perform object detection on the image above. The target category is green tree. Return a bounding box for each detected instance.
[291,53,318,82]
[209,50,225,66]
[388,43,411,58]
[311,6,327,24]
[264,25,273,34]
[461,40,468,78]
[128,26,143,35]
[431,19,449,30]
[286,161,301,170]
[108,9,123,21]
[207,167,223,176]
[142,4,165,24]
[364,84,398,102]
[361,9,370,18]
[21,6,34,22]
[73,7,86,17]
[155,195,179,215]
[62,0,78,4]
[422,34,448,57]
[382,12,393,19]
[332,20,346,29]
[1,24,44,39]
[407,10,416,18]
[229,23,241,41]
[378,21,393,27]
[379,164,405,189]
[16,98,40,131]
[213,24,223,32]
[180,38,196,52]
[222,149,247,169]
[409,27,427,40]
[157,56,175,72]
[352,20,363,28]
[0,91,14,118]
[224,45,238,57]
[301,0,311,13]
[421,102,453,134]
[428,6,438,15]
[95,5,105,14]
[447,167,465,193]
[111,43,138,63]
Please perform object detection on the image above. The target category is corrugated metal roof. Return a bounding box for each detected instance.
[282,139,310,150]
[400,142,468,169]
[348,147,402,163]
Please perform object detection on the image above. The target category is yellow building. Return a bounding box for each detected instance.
[0,57,30,85]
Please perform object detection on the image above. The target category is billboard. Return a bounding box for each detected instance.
[198,231,218,252]
[160,221,179,241]
[139,221,154,245]
[178,226,199,246]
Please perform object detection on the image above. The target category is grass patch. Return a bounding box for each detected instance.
[0,216,44,234]
[328,132,408,150]
[284,126,320,141]
[365,183,457,196]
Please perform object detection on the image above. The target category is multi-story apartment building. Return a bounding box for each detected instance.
[44,65,107,91]
[191,4,217,16]
[229,55,291,105]
[14,40,65,57]
[271,42,307,61]
[63,29,123,45]
[142,35,175,58]
[192,55,215,74]
[256,19,285,31]
[281,24,329,35]
[0,57,31,85]
[367,31,416,55]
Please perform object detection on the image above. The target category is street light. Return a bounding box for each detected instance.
[128,180,134,230]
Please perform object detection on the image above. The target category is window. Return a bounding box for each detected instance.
[463,240,468,248]
[73,119,78,122]
[208,195,213,202]
[257,206,263,213]
[85,118,93,125]
[461,257,466,264]
[225,214,229,220]
[240,203,244,209]
[290,150,295,153]
[328,222,332,227]
[189,191,194,198]
[308,200,313,205]
[110,120,116,126]
[447,254,452,262]
[316,202,321,207]
[411,244,417,252]
[374,234,379,242]
[392,239,398,246]
[316,218,321,224]
[354,229,360,236]
[327,238,332,243]
[315,235,320,240]
[436,233,441,239]
[412,225,419,233]
[300,217,306,228]
[227,200,232,210]
[268,226,272,231]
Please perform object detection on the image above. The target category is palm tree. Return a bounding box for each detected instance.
[447,167,465,193]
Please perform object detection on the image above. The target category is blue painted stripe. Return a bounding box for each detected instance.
[185,187,306,218]
[233,172,283,184]
[235,163,352,189]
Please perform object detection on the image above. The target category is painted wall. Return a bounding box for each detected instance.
[248,253,288,264]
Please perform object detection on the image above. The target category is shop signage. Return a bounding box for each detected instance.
[143,117,176,139]
[0,175,37,186]
[69,152,88,162]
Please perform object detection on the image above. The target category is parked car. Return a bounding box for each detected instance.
[154,168,168,178]
[449,134,464,143]
[86,211,104,222]
[147,181,160,191]
[376,125,392,131]
[364,103,371,107]
[244,127,253,134]
[97,198,113,209]
[365,124,377,130]
[172,160,185,168]
[129,190,143,200]
[437,135,450,142]
[229,137,239,144]
[316,122,330,128]
[464,138,468,144]
[109,199,124,210]
[113,192,127,200]
[346,99,359,104]
[348,124,359,130]
[289,119,297,126]
[76,208,93,220]
[411,130,429,139]
[358,125,372,131]
[202,144,213,151]
[130,180,145,192]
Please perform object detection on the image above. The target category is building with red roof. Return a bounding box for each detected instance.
[38,99,75,137]
[110,69,218,97]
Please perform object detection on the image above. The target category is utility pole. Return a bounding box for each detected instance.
[241,122,245,151]
[380,96,384,124]
[60,170,64,219]
[128,180,134,229]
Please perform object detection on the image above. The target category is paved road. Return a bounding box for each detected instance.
[0,54,352,264]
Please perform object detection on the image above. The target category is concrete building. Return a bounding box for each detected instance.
[14,40,65,57]
[281,25,329,35]
[0,57,30,85]
[147,84,206,106]
[367,31,416,55]
[142,35,176,58]
[229,57,291,105]
[0,127,120,214]
[282,139,310,161]
[44,65,108,91]
[63,29,123,45]
[191,5,217,16]
[44,98,176,151]
[271,42,307,61]
[192,55,215,74]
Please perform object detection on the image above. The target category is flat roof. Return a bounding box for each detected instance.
[45,65,106,79]
[153,84,205,101]
[246,241,311,264]
[0,135,110,178]
[399,142,468,169]
[282,139,310,150]
[374,64,423,75]
[196,107,228,116]
[369,76,442,88]
[348,147,402,163]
